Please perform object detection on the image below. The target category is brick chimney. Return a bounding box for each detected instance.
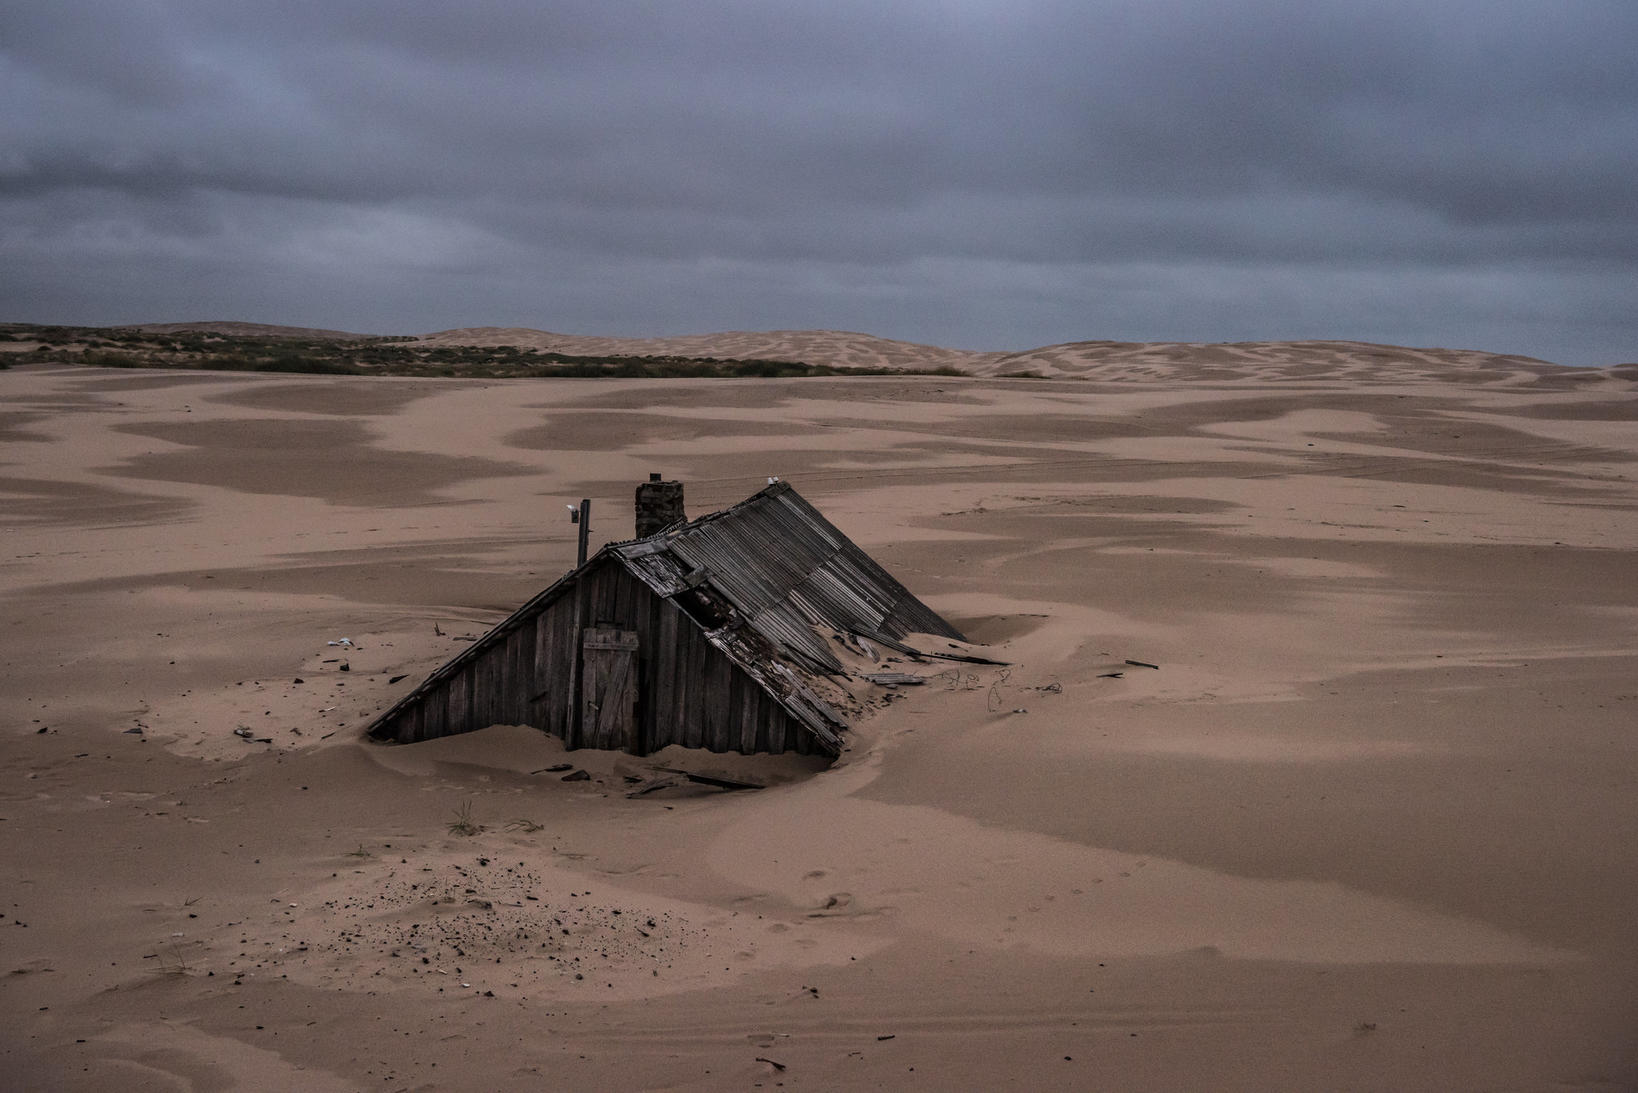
[634,473,686,538]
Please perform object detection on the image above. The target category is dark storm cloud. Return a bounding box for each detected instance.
[3,1,1635,363]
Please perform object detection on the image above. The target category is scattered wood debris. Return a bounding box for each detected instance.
[626,765,767,798]
[650,767,764,792]
[626,774,687,798]
[851,627,1008,666]
[861,672,925,687]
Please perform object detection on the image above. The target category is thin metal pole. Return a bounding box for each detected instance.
[576,499,591,567]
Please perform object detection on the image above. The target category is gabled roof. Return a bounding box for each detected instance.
[365,481,965,754]
[615,481,964,672]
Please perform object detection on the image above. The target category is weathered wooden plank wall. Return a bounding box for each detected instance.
[371,557,820,755]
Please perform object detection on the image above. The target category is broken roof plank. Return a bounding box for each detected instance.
[861,672,927,686]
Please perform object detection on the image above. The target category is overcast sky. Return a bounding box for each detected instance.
[4,1,1635,364]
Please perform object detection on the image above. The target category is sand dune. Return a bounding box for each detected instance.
[68,321,1632,385]
[2,355,1635,1089]
[412,326,1629,385]
[412,325,1001,372]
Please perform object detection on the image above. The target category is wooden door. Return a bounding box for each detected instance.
[580,628,640,753]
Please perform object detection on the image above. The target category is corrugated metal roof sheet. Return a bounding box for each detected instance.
[614,481,964,675]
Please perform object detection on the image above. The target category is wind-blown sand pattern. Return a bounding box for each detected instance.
[977,339,1574,383]
[2,349,1635,1089]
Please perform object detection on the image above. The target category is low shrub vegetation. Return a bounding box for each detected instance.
[0,323,920,380]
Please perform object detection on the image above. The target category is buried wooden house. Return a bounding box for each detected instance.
[365,479,967,757]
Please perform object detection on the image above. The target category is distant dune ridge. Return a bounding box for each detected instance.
[410,326,998,373]
[407,327,1583,382]
[90,321,1630,383]
[133,320,370,340]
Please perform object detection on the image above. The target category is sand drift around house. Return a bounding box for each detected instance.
[1,353,1635,1090]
